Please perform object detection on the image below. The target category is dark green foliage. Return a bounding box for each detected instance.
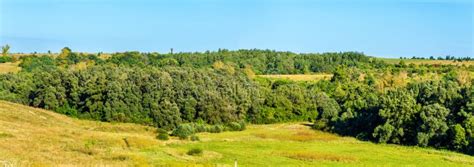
[312,120,328,130]
[450,124,468,150]
[209,125,224,133]
[239,121,246,131]
[319,71,473,155]
[56,104,78,117]
[99,50,378,74]
[156,128,167,134]
[374,89,420,144]
[172,124,194,140]
[187,148,203,156]
[156,128,169,140]
[0,56,13,63]
[248,81,319,124]
[314,92,340,122]
[227,122,242,131]
[416,104,449,147]
[19,55,56,72]
[1,64,256,129]
[194,123,208,133]
[190,135,200,141]
[108,52,147,67]
[157,133,169,141]
[373,122,395,143]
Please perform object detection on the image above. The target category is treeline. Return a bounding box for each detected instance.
[0,49,472,155]
[315,70,473,155]
[0,65,258,130]
[108,49,383,74]
[401,56,473,61]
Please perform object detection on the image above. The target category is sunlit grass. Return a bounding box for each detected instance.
[0,101,473,166]
[279,151,358,163]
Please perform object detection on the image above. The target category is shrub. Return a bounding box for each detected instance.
[190,135,200,141]
[194,123,207,133]
[239,121,246,131]
[228,122,242,131]
[0,56,12,63]
[56,104,78,117]
[172,124,194,140]
[187,148,203,156]
[209,125,223,133]
[450,124,468,150]
[157,133,169,141]
[156,128,167,134]
[312,120,328,130]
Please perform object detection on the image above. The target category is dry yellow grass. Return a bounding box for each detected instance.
[0,62,21,74]
[254,127,339,142]
[0,101,158,166]
[279,151,358,163]
[258,74,333,81]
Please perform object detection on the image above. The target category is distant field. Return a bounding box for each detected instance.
[258,74,333,81]
[0,101,472,166]
[0,62,21,74]
[381,58,474,66]
[10,53,111,59]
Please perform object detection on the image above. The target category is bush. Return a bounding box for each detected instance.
[187,148,203,156]
[190,135,200,141]
[170,122,247,138]
[312,120,328,130]
[239,121,246,131]
[450,124,468,150]
[0,56,13,63]
[157,133,169,141]
[209,125,223,133]
[56,104,78,117]
[156,128,167,134]
[172,124,194,140]
[228,122,242,131]
[194,123,207,133]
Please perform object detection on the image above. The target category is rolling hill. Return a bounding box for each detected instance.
[0,101,473,166]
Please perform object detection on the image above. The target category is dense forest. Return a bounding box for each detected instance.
[0,48,472,155]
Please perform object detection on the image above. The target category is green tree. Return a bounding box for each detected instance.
[2,44,10,57]
[450,124,468,150]
[59,47,71,59]
[374,89,420,144]
[416,104,449,147]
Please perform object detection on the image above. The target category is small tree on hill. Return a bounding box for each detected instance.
[59,47,71,59]
[2,44,10,57]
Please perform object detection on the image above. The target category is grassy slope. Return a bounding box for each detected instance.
[0,101,473,166]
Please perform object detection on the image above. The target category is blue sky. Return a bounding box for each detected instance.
[0,0,472,58]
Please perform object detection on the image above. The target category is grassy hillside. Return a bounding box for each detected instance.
[0,101,473,166]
